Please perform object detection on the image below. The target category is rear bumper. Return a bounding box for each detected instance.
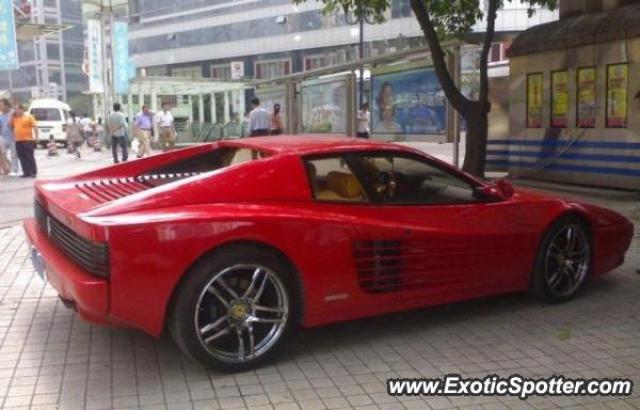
[24,218,110,323]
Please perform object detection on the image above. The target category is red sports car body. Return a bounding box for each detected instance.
[24,137,633,370]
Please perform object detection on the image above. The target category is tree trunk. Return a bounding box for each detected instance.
[461,108,488,177]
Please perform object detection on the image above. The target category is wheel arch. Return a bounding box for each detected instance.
[164,239,306,332]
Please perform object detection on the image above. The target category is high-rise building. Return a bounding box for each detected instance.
[127,0,558,80]
[0,0,87,108]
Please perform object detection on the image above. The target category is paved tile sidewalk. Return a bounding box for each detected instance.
[0,221,638,409]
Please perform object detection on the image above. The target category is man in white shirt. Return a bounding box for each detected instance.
[248,97,271,137]
[157,103,176,151]
[356,102,370,139]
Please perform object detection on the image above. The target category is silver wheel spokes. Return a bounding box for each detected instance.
[195,265,289,364]
[544,225,589,297]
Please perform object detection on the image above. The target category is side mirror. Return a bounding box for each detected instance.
[474,179,515,201]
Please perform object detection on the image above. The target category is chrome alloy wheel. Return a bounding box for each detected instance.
[544,224,590,298]
[194,264,289,364]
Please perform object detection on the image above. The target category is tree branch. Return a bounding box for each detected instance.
[478,0,498,113]
[409,0,471,114]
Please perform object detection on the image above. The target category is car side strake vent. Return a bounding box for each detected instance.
[353,240,403,293]
[136,172,200,188]
[76,177,151,203]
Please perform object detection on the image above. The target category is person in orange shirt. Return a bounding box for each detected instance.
[10,104,39,178]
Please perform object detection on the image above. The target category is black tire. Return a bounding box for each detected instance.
[530,216,592,303]
[168,245,300,372]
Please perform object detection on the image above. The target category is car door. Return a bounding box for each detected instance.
[346,152,537,302]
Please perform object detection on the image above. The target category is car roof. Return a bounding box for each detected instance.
[221,135,417,156]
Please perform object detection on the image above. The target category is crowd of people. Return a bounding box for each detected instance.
[0,99,178,178]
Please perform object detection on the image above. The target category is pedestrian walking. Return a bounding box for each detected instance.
[0,136,9,174]
[133,106,153,158]
[270,103,285,135]
[10,104,39,178]
[94,118,104,152]
[80,113,93,146]
[107,103,128,163]
[248,97,271,137]
[356,102,371,139]
[0,98,19,176]
[66,112,84,158]
[157,103,176,151]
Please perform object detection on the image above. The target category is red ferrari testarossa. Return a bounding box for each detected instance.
[24,136,633,371]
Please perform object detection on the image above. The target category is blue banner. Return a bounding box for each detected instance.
[371,67,447,136]
[113,21,132,94]
[0,0,19,71]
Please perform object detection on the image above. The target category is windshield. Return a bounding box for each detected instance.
[30,108,62,122]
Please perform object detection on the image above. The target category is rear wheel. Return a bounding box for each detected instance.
[530,217,591,302]
[168,246,299,372]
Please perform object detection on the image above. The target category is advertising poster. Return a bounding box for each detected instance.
[0,0,18,71]
[606,63,628,128]
[302,79,347,134]
[550,71,568,128]
[527,73,543,128]
[577,67,596,128]
[371,66,446,135]
[255,87,286,126]
[87,19,104,94]
[113,22,132,94]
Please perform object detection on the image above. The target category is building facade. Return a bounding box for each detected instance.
[128,0,557,82]
[0,0,86,108]
[492,0,640,190]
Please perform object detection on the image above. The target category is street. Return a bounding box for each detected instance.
[0,146,638,409]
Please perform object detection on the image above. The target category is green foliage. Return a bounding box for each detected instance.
[294,0,558,36]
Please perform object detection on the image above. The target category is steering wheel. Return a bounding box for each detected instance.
[375,171,397,198]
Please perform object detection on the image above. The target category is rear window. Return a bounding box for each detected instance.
[140,147,271,187]
[31,108,62,121]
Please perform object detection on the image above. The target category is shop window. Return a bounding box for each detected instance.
[550,70,568,128]
[576,67,596,128]
[210,64,231,80]
[171,66,202,78]
[526,73,543,128]
[606,63,628,128]
[254,60,291,80]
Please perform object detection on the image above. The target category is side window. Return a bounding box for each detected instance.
[305,157,368,203]
[352,155,478,205]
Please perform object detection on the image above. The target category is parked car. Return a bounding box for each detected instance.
[28,98,71,147]
[24,137,634,371]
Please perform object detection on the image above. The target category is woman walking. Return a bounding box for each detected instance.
[66,112,84,158]
[270,103,285,135]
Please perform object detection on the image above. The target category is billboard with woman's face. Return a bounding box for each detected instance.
[371,66,447,136]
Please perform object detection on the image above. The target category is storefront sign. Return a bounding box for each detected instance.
[527,73,543,128]
[0,0,19,71]
[550,70,568,128]
[577,67,596,128]
[606,63,628,128]
[371,65,446,135]
[87,19,104,94]
[231,61,244,80]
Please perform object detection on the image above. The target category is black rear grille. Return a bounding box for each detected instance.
[34,201,110,278]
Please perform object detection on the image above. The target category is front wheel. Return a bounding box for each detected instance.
[530,217,591,302]
[168,246,299,372]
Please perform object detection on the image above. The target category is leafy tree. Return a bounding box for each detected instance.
[294,0,557,176]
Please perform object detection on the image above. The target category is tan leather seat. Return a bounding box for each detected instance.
[316,171,364,201]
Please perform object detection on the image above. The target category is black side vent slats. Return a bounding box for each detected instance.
[353,240,403,294]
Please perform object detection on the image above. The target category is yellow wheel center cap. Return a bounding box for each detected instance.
[231,303,248,319]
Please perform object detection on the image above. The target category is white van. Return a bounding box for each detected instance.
[28,99,72,147]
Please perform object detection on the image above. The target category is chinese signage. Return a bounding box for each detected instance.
[302,78,348,134]
[371,65,447,135]
[231,61,244,80]
[113,21,133,94]
[606,63,628,128]
[0,0,19,71]
[527,73,543,128]
[577,67,596,128]
[87,19,104,93]
[550,71,568,128]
